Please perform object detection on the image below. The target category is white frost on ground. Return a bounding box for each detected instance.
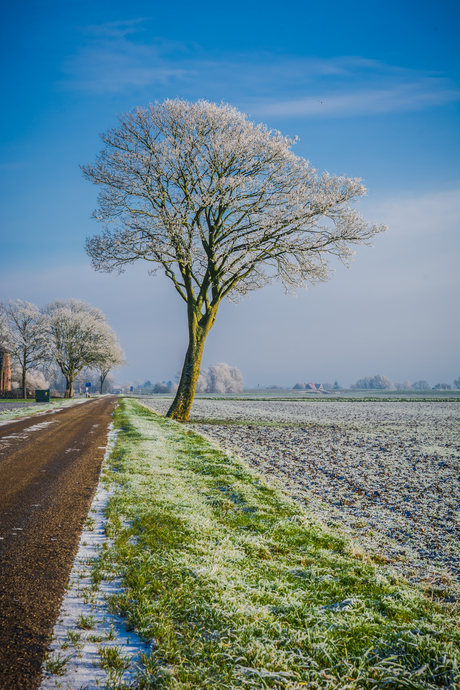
[145,398,460,587]
[39,426,150,690]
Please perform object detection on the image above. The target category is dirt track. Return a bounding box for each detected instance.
[0,396,118,690]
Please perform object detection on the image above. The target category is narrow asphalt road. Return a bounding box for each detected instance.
[0,396,118,690]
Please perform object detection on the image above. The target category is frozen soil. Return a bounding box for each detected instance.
[146,398,460,587]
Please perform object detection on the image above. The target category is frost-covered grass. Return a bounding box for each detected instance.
[0,397,92,423]
[94,398,459,689]
[145,397,459,427]
[146,397,460,586]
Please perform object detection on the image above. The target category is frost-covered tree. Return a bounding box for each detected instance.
[94,337,126,394]
[195,363,243,394]
[195,372,208,394]
[0,308,9,346]
[83,99,386,420]
[0,300,48,396]
[42,299,122,398]
[74,367,99,393]
[371,375,395,390]
[412,380,430,390]
[353,375,395,390]
[104,372,117,393]
[453,376,460,390]
[208,363,243,394]
[395,381,412,390]
[73,368,118,395]
[11,367,50,391]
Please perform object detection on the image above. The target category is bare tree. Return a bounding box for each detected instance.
[0,300,48,396]
[453,376,460,390]
[83,99,386,420]
[94,337,126,394]
[42,299,121,398]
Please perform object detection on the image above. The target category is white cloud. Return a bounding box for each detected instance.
[59,26,459,117]
[62,42,187,92]
[251,81,460,118]
[81,18,150,39]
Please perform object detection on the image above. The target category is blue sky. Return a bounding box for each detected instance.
[1,0,459,387]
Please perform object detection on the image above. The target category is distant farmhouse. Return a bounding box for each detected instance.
[293,382,327,393]
[306,383,325,391]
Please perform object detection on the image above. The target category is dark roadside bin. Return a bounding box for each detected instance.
[35,389,50,402]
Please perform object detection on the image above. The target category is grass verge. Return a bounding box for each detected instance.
[0,397,93,422]
[96,398,459,689]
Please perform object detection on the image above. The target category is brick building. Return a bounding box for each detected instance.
[0,347,12,395]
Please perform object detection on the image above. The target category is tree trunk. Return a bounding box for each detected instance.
[22,361,27,400]
[64,377,74,398]
[167,304,218,421]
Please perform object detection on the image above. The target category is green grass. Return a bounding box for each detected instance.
[77,614,96,630]
[95,398,459,689]
[43,652,73,676]
[99,645,133,675]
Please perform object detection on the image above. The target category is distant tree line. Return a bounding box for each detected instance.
[290,376,459,391]
[0,299,126,398]
[350,375,458,391]
[135,363,244,396]
[136,380,178,394]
